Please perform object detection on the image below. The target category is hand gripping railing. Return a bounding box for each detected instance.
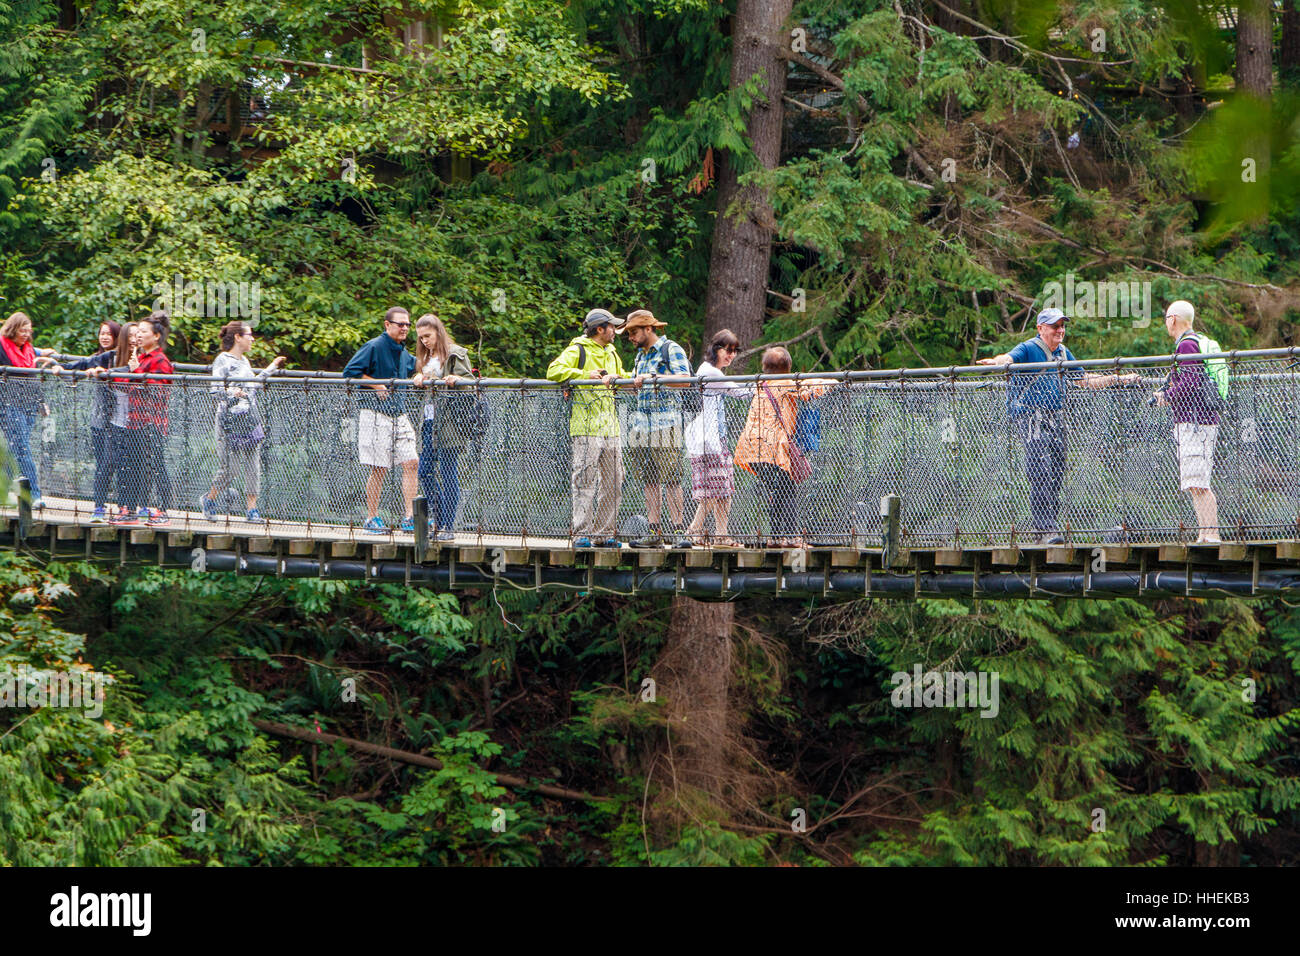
[3,348,1300,546]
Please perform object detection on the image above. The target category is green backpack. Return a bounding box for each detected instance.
[1183,331,1230,403]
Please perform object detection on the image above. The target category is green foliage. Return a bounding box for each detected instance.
[2,0,1299,868]
[795,595,1300,866]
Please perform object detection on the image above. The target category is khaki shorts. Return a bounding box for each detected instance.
[359,409,417,468]
[1176,423,1218,491]
[627,431,683,486]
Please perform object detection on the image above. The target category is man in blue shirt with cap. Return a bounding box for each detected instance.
[978,307,1136,542]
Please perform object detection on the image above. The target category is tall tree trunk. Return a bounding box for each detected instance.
[702,0,792,360]
[650,0,790,814]
[652,597,735,796]
[1236,0,1273,223]
[1282,0,1300,81]
[1236,0,1274,98]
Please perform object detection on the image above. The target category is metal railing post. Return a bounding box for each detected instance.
[413,494,428,563]
[17,476,31,541]
[881,494,901,567]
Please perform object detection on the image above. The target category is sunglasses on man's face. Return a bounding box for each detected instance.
[388,320,410,329]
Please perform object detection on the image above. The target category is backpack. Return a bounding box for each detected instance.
[1177,331,1229,410]
[795,404,821,452]
[561,343,588,401]
[1190,332,1230,401]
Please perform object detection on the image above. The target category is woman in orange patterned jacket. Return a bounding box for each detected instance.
[732,347,836,548]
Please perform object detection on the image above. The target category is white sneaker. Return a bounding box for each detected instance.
[31,498,45,510]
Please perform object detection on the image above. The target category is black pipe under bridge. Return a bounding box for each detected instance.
[6,503,1300,600]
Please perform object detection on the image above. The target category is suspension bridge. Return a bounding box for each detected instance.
[5,348,1300,599]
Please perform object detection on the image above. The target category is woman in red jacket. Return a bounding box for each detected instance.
[1,311,57,508]
[124,313,175,525]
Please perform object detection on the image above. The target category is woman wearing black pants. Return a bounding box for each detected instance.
[119,314,174,525]
[732,347,836,548]
[45,321,121,520]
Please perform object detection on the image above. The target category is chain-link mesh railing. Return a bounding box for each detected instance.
[3,350,1299,547]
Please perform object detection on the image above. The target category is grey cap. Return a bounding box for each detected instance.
[1036,307,1068,326]
[584,308,625,333]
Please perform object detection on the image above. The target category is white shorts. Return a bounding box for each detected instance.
[358,409,417,468]
[1176,423,1218,491]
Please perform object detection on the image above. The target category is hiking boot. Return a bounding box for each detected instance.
[668,533,693,549]
[630,533,664,549]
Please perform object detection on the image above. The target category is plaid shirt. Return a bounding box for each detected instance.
[631,336,691,433]
[126,349,173,431]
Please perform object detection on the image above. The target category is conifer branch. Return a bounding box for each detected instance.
[254,719,608,803]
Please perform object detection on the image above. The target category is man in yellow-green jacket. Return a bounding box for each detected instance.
[546,309,644,547]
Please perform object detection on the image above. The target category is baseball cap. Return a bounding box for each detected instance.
[584,308,626,333]
[1036,307,1068,327]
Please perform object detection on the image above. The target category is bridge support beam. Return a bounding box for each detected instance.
[179,551,1300,600]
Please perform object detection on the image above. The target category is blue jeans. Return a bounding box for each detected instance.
[92,427,114,508]
[419,421,460,530]
[1,408,40,500]
[1018,410,1065,532]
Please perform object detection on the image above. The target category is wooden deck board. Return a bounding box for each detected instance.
[9,497,1300,573]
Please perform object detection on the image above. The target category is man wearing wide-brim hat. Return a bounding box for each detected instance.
[624,309,693,549]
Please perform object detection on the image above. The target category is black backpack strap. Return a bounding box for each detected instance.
[577,343,586,372]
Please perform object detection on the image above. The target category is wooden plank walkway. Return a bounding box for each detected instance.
[7,496,1300,582]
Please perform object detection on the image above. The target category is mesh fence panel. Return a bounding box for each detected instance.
[4,356,1299,545]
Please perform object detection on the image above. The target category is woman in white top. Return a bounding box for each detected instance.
[200,321,286,522]
[684,329,745,546]
[411,313,474,541]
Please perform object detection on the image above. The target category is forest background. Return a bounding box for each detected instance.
[2,0,1299,865]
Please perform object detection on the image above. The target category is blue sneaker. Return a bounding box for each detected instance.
[596,537,625,549]
[201,495,218,521]
[399,516,415,532]
[245,508,263,522]
[362,516,388,534]
[573,536,595,549]
[90,506,108,523]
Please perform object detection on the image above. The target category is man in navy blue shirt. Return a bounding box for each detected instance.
[343,306,419,533]
[978,308,1136,542]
